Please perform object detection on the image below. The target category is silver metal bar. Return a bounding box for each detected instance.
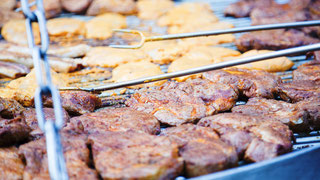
[60,43,320,92]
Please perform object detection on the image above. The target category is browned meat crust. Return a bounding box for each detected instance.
[296,97,320,131]
[0,97,24,118]
[198,113,293,162]
[160,124,238,177]
[232,97,311,132]
[0,117,30,147]
[19,132,99,180]
[0,9,23,28]
[0,147,24,180]
[277,80,320,102]
[202,68,281,99]
[43,91,101,115]
[126,78,238,126]
[21,108,70,140]
[236,29,320,52]
[224,0,274,18]
[86,0,137,16]
[293,61,320,81]
[88,131,183,180]
[67,107,160,135]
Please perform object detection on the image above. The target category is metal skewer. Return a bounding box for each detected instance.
[59,43,320,92]
[110,20,320,49]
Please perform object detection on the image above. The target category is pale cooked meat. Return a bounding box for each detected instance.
[0,147,24,180]
[222,50,294,72]
[0,10,23,28]
[277,80,320,102]
[86,0,137,16]
[0,97,24,118]
[137,0,174,20]
[198,113,293,162]
[160,124,238,177]
[224,0,274,17]
[67,107,160,135]
[0,117,30,147]
[61,0,93,13]
[293,61,320,81]
[19,132,99,180]
[203,68,282,99]
[42,0,62,18]
[48,44,91,58]
[0,0,16,10]
[47,18,85,37]
[85,13,127,40]
[83,46,147,68]
[0,61,30,78]
[43,91,102,115]
[232,97,311,132]
[88,131,183,179]
[21,108,70,139]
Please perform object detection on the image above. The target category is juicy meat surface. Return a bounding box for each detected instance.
[0,97,24,118]
[0,147,24,180]
[160,124,238,177]
[126,78,238,126]
[236,29,319,52]
[67,107,160,135]
[224,0,274,17]
[86,0,137,16]
[88,131,183,180]
[232,97,311,132]
[277,80,320,102]
[43,91,101,115]
[0,117,30,147]
[19,132,99,180]
[293,61,320,82]
[198,113,293,162]
[202,68,281,99]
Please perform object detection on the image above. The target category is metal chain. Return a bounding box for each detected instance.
[21,0,68,179]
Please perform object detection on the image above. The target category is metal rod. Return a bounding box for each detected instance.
[59,43,320,92]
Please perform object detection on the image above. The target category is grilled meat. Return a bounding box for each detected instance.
[0,0,16,10]
[224,0,274,18]
[236,29,319,52]
[202,68,281,99]
[0,117,30,147]
[137,0,174,20]
[67,107,160,135]
[126,78,238,126]
[0,147,24,180]
[0,9,23,29]
[296,97,320,131]
[0,61,30,78]
[293,61,320,81]
[86,0,137,16]
[198,113,293,162]
[160,124,238,177]
[0,97,24,118]
[47,18,85,37]
[277,80,320,102]
[88,131,183,179]
[314,51,320,61]
[232,97,311,132]
[61,0,93,13]
[21,108,70,140]
[19,132,99,180]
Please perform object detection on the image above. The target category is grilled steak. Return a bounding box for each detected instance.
[88,131,183,179]
[0,97,24,118]
[202,68,281,99]
[160,124,238,177]
[67,107,160,135]
[198,113,293,162]
[314,51,320,61]
[232,97,311,132]
[224,0,274,18]
[21,108,70,140]
[43,91,101,115]
[19,132,99,180]
[277,80,320,102]
[0,117,30,147]
[0,147,24,180]
[236,29,319,52]
[296,97,320,131]
[293,61,320,81]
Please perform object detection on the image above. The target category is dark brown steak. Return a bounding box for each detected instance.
[232,97,310,132]
[224,0,274,18]
[88,131,183,180]
[0,97,24,118]
[293,61,320,82]
[160,124,238,177]
[198,113,293,162]
[296,97,320,131]
[19,132,99,180]
[202,68,281,99]
[43,91,102,115]
[0,147,24,180]
[0,117,30,147]
[21,108,70,139]
[277,80,320,102]
[67,107,160,135]
[236,29,319,52]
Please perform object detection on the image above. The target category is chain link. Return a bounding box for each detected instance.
[21,0,68,179]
